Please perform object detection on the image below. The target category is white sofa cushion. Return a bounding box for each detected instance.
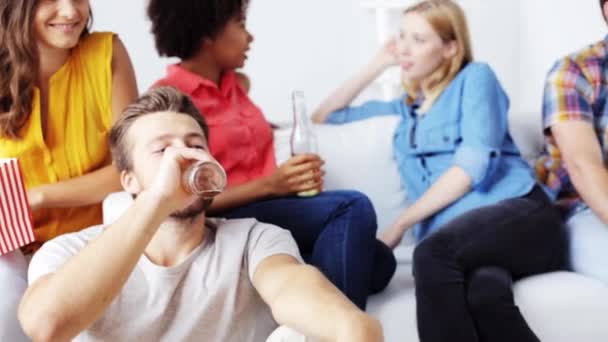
[514,272,608,341]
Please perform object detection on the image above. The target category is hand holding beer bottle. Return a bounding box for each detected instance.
[290,91,322,197]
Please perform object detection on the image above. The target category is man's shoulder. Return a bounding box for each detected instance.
[549,38,607,78]
[28,225,106,285]
[54,224,105,241]
[213,218,284,235]
[572,38,607,61]
[212,218,293,248]
[37,225,105,256]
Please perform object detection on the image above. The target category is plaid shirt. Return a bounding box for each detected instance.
[536,35,608,213]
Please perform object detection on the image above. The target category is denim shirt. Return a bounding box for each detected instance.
[326,62,536,241]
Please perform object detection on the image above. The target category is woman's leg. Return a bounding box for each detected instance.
[0,249,29,342]
[413,187,567,342]
[466,266,539,342]
[370,240,396,294]
[219,190,396,309]
[566,207,608,283]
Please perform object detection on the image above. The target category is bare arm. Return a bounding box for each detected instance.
[394,166,472,229]
[208,154,324,213]
[311,39,397,124]
[27,165,122,210]
[109,36,139,123]
[19,147,207,342]
[552,121,608,224]
[27,37,139,211]
[254,255,383,342]
[381,167,472,248]
[19,191,167,342]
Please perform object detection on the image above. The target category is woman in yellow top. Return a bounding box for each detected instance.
[0,0,138,340]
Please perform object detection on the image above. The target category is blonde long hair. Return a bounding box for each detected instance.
[402,0,473,106]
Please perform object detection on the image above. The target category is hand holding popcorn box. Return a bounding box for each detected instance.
[0,158,35,255]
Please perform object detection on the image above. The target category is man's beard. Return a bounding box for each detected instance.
[170,197,213,220]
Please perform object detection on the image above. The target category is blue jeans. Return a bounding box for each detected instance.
[218,190,396,309]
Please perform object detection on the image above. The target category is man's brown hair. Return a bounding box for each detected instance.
[602,0,608,21]
[109,86,209,171]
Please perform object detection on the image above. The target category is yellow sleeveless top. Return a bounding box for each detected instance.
[0,32,114,249]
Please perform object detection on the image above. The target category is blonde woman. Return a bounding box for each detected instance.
[313,1,566,341]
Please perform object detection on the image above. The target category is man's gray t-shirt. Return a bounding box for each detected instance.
[28,218,303,342]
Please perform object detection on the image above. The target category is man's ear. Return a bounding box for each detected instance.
[121,170,142,195]
[604,2,608,23]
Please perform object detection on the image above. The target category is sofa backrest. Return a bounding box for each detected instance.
[509,110,545,164]
[275,109,546,232]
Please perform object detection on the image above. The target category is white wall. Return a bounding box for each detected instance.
[90,0,174,91]
[243,0,379,124]
[458,0,520,111]
[244,0,522,124]
[91,0,605,124]
[518,0,606,113]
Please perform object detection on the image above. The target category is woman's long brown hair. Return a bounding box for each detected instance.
[0,0,39,139]
[0,0,91,139]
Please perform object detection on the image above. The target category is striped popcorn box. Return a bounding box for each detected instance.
[0,158,35,255]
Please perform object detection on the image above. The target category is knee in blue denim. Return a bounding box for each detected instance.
[342,191,373,211]
[466,266,513,313]
[340,191,377,235]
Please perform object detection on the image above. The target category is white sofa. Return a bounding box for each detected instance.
[311,115,608,342]
[103,113,608,342]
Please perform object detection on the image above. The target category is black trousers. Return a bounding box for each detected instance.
[413,186,568,342]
